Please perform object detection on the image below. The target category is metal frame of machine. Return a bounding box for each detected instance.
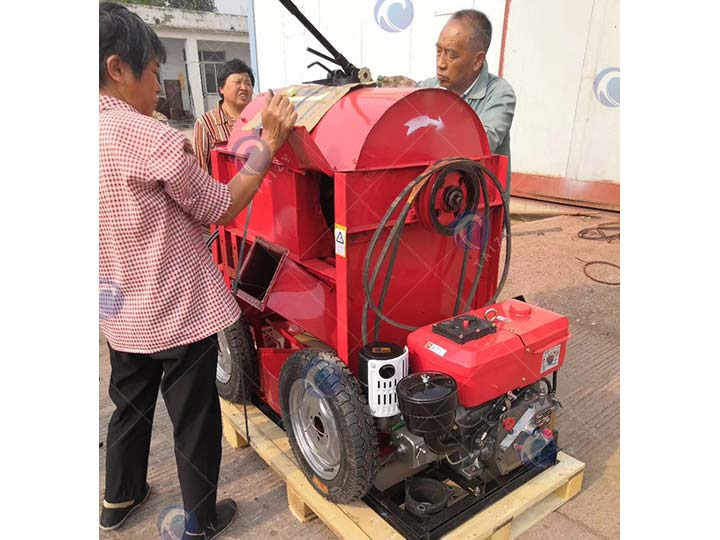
[207,0,573,535]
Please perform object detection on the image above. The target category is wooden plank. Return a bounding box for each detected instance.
[489,520,512,540]
[336,501,406,540]
[221,414,247,449]
[554,471,584,501]
[509,493,567,538]
[287,485,317,523]
[440,453,585,540]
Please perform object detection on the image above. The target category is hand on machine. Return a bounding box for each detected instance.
[259,88,298,155]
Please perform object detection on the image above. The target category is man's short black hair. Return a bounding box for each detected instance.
[99,2,166,85]
[217,59,255,90]
[451,9,492,53]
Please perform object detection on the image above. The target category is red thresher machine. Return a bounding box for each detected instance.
[209,2,570,537]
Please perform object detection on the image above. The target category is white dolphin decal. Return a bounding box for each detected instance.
[404,115,445,136]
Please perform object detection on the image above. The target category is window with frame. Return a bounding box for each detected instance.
[199,50,226,95]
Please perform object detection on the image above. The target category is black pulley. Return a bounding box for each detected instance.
[397,372,458,438]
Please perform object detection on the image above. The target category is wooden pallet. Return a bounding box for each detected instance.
[220,399,585,540]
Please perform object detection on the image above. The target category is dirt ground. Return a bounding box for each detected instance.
[99,198,620,539]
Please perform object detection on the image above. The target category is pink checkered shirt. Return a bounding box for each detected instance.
[99,95,241,353]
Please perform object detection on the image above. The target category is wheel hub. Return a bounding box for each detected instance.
[216,331,232,384]
[289,378,341,480]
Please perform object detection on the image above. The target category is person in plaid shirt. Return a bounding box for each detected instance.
[98,3,296,538]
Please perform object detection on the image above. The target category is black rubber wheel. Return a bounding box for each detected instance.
[216,317,258,403]
[279,349,379,503]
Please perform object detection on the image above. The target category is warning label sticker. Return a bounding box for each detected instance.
[425,341,447,358]
[334,224,347,258]
[541,345,561,373]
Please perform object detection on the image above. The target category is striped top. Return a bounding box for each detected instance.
[193,103,236,176]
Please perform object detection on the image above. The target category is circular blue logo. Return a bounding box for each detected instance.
[99,278,123,321]
[593,67,620,108]
[229,131,272,176]
[157,505,185,540]
[374,0,414,33]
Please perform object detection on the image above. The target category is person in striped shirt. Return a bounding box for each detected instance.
[194,60,255,176]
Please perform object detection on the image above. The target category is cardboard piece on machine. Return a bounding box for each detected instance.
[242,82,372,132]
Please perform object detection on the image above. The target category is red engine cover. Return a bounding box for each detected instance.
[406,300,570,408]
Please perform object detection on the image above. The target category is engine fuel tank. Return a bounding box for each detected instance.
[406,300,570,408]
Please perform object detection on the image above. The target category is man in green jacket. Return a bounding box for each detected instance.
[419,9,516,157]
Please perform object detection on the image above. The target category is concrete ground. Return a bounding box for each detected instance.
[99,198,619,539]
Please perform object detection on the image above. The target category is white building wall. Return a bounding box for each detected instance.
[251,0,620,203]
[132,4,248,32]
[503,0,595,178]
[566,0,619,182]
[125,3,250,118]
[159,37,192,114]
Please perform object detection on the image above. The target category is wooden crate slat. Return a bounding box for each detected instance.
[440,453,585,540]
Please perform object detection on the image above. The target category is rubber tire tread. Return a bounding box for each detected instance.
[216,317,258,404]
[279,349,379,503]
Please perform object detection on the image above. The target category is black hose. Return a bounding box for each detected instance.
[362,158,512,344]
[424,434,463,455]
[577,221,620,243]
[205,228,220,249]
[232,200,254,295]
[231,200,255,444]
[362,167,434,340]
[453,226,472,316]
[372,209,409,340]
[576,257,619,286]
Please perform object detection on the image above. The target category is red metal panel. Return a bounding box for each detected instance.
[337,161,506,369]
[213,151,333,260]
[406,300,570,408]
[334,172,350,365]
[313,88,490,171]
[354,89,490,170]
[264,254,338,349]
[225,87,490,173]
[210,86,513,388]
[257,347,294,414]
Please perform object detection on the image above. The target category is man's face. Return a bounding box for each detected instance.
[220,73,254,111]
[435,19,485,95]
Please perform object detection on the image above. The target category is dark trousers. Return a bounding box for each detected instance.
[104,334,222,534]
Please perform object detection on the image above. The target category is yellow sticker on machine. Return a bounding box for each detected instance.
[334,224,347,258]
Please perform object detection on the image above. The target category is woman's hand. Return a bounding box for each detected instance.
[260,90,298,155]
[216,90,298,226]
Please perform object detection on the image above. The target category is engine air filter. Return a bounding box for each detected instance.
[397,372,458,438]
